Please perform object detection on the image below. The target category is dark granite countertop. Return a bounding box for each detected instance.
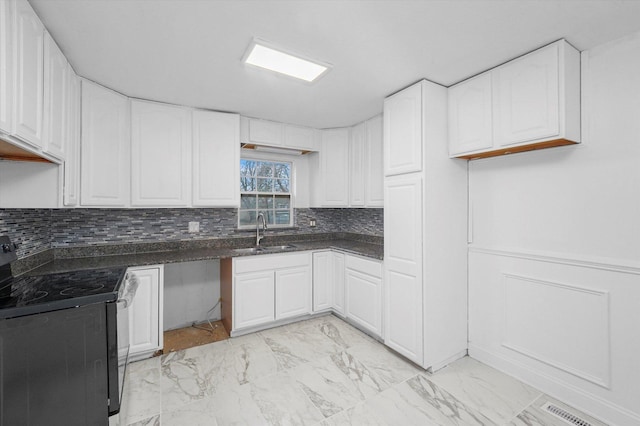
[22,233,383,276]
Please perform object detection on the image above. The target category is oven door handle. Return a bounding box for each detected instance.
[117,273,139,309]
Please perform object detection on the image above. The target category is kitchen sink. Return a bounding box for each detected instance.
[232,247,264,254]
[232,244,296,254]
[262,244,296,251]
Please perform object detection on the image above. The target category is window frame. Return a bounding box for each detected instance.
[238,157,294,229]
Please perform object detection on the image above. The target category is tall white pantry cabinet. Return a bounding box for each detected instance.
[383,80,468,371]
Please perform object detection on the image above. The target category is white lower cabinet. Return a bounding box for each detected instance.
[234,270,275,329]
[128,265,164,361]
[312,250,382,337]
[312,251,332,312]
[345,254,383,337]
[332,252,346,315]
[223,252,312,335]
[312,251,345,314]
[275,267,311,320]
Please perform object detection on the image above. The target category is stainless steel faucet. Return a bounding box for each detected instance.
[256,212,267,246]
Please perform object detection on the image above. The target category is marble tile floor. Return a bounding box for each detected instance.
[115,314,606,426]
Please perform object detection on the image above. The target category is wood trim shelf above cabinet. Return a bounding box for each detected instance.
[456,138,578,160]
[0,138,53,163]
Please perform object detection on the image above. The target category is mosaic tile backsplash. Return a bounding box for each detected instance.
[0,208,383,259]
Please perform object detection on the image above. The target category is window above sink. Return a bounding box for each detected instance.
[238,159,293,229]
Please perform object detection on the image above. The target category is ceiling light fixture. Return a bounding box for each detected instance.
[242,38,331,83]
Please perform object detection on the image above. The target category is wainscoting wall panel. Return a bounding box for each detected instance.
[502,273,610,388]
[468,248,640,426]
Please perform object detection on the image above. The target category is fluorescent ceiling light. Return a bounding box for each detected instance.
[243,38,331,83]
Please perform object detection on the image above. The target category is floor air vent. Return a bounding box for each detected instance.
[541,402,592,426]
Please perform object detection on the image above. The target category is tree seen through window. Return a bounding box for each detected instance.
[239,159,292,227]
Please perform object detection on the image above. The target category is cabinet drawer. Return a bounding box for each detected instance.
[234,252,310,274]
[345,254,382,278]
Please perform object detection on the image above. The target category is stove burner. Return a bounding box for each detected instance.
[60,283,105,296]
[22,290,49,303]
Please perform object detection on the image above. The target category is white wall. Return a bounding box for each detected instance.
[163,260,221,330]
[0,160,60,207]
[468,32,640,425]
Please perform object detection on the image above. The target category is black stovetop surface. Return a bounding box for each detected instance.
[0,267,127,320]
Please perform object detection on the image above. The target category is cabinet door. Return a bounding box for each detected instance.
[383,82,422,176]
[319,128,349,206]
[63,70,79,206]
[365,115,384,207]
[495,43,559,146]
[0,0,13,134]
[332,251,345,316]
[349,123,365,207]
[131,100,191,206]
[312,251,333,312]
[13,0,44,147]
[192,110,239,207]
[448,73,493,156]
[234,271,275,329]
[249,119,283,146]
[284,124,315,151]
[129,267,162,357]
[43,32,68,159]
[275,266,311,320]
[383,174,423,364]
[345,268,382,336]
[81,80,130,206]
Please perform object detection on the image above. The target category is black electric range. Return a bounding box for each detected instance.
[0,235,134,424]
[0,236,126,320]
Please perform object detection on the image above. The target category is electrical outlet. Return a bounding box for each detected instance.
[188,221,200,233]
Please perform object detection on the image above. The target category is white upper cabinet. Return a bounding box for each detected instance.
[318,128,349,207]
[449,40,581,159]
[81,80,130,206]
[384,83,422,176]
[131,100,192,206]
[365,114,384,207]
[495,42,560,146]
[243,117,317,152]
[284,124,316,151]
[349,122,365,207]
[248,118,283,146]
[192,110,239,207]
[43,32,68,159]
[312,115,383,209]
[13,0,44,148]
[0,0,13,134]
[448,73,493,156]
[63,69,80,206]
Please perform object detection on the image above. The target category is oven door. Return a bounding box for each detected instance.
[108,273,137,416]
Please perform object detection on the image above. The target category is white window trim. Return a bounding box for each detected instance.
[238,154,295,229]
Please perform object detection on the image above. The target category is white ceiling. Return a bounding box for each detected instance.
[29,0,640,129]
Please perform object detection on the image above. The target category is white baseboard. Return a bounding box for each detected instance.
[469,344,640,426]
